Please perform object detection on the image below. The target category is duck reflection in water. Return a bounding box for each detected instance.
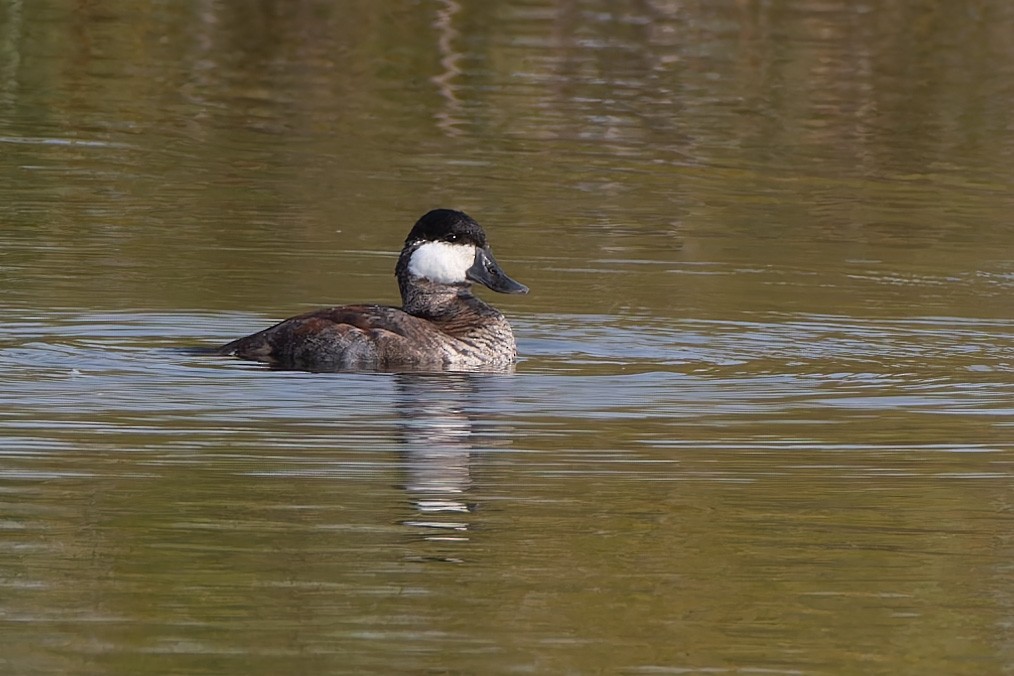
[393,372,516,556]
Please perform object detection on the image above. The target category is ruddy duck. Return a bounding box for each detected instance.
[217,209,529,371]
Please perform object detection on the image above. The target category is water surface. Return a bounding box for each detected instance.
[1,0,1013,673]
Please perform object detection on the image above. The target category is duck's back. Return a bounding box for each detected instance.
[217,303,516,371]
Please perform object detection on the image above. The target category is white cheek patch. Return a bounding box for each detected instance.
[407,242,476,284]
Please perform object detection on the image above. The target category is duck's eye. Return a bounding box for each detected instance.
[446,234,460,243]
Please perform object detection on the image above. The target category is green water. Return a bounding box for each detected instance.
[1,1,1012,673]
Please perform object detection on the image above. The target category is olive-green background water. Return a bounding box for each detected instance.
[1,1,1012,673]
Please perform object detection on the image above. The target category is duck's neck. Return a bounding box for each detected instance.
[400,279,499,321]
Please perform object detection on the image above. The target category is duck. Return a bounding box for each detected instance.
[217,209,529,371]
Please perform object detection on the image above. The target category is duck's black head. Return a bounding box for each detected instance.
[396,209,528,295]
[403,209,488,249]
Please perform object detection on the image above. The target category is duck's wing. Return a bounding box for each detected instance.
[217,305,439,370]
